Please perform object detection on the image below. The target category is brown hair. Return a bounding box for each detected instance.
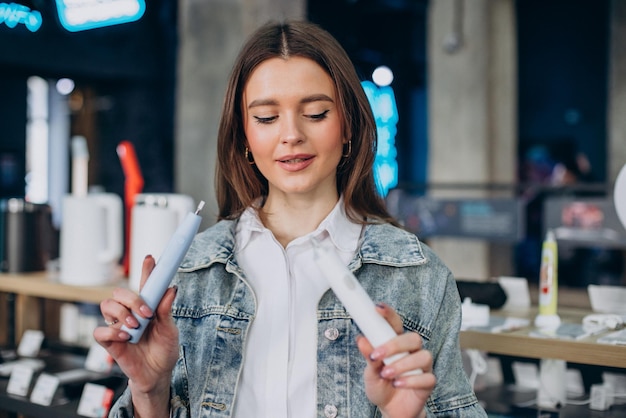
[216,20,396,225]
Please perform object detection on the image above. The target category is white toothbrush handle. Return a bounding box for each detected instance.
[121,203,203,343]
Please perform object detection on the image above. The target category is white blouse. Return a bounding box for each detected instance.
[232,199,362,418]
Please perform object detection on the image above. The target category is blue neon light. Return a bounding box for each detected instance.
[55,0,145,32]
[0,3,42,32]
[362,80,399,197]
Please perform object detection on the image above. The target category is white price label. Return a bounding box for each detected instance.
[7,365,35,397]
[76,383,114,418]
[17,329,45,357]
[85,343,113,373]
[30,373,60,405]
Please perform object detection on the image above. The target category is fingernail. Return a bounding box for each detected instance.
[144,254,152,260]
[370,348,385,361]
[139,304,153,318]
[380,367,395,379]
[392,379,406,388]
[125,315,139,328]
[119,332,131,341]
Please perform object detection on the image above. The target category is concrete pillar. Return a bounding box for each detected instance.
[175,0,305,227]
[427,0,517,280]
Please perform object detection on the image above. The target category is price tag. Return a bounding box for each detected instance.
[7,365,35,397]
[17,329,45,357]
[85,343,113,373]
[30,373,60,406]
[76,383,114,418]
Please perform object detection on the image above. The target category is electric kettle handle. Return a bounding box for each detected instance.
[96,194,123,264]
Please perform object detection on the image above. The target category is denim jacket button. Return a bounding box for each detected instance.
[324,404,338,417]
[324,327,340,341]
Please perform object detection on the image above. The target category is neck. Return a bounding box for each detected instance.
[261,194,339,247]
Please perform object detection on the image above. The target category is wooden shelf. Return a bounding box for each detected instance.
[0,272,126,346]
[460,307,626,369]
[0,272,122,304]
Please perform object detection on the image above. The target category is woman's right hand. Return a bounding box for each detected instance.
[93,255,179,397]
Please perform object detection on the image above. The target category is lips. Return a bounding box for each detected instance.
[276,154,315,171]
[279,157,312,163]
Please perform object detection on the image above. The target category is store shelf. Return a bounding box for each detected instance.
[0,349,126,418]
[0,272,123,304]
[0,271,125,348]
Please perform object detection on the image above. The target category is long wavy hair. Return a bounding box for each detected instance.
[215,20,396,226]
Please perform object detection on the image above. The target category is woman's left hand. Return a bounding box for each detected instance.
[356,303,436,418]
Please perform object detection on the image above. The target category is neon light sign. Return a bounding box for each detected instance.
[55,0,145,32]
[362,80,399,197]
[0,3,43,32]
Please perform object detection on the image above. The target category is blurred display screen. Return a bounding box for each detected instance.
[544,196,626,248]
[385,189,525,242]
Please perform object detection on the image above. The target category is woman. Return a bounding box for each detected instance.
[95,20,487,418]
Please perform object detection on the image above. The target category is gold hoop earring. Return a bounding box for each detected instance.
[245,147,255,165]
[342,140,352,158]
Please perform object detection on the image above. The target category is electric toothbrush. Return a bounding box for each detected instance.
[122,201,204,343]
[311,239,422,375]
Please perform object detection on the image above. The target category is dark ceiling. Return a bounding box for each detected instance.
[308,0,429,87]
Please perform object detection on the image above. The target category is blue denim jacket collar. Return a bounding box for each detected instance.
[179,219,428,272]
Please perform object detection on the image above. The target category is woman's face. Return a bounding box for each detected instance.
[242,56,345,201]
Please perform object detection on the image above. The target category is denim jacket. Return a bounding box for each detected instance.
[110,219,487,418]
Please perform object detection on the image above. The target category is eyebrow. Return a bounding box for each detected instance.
[247,93,334,109]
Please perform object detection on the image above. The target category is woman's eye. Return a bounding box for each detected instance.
[308,109,330,121]
[253,115,277,124]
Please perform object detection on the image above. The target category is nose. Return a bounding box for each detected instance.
[280,114,304,145]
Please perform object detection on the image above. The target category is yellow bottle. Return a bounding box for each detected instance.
[534,229,561,329]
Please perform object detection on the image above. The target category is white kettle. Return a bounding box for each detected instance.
[59,193,123,286]
[129,193,195,291]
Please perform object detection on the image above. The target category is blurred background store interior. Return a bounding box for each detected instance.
[0,0,625,288]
